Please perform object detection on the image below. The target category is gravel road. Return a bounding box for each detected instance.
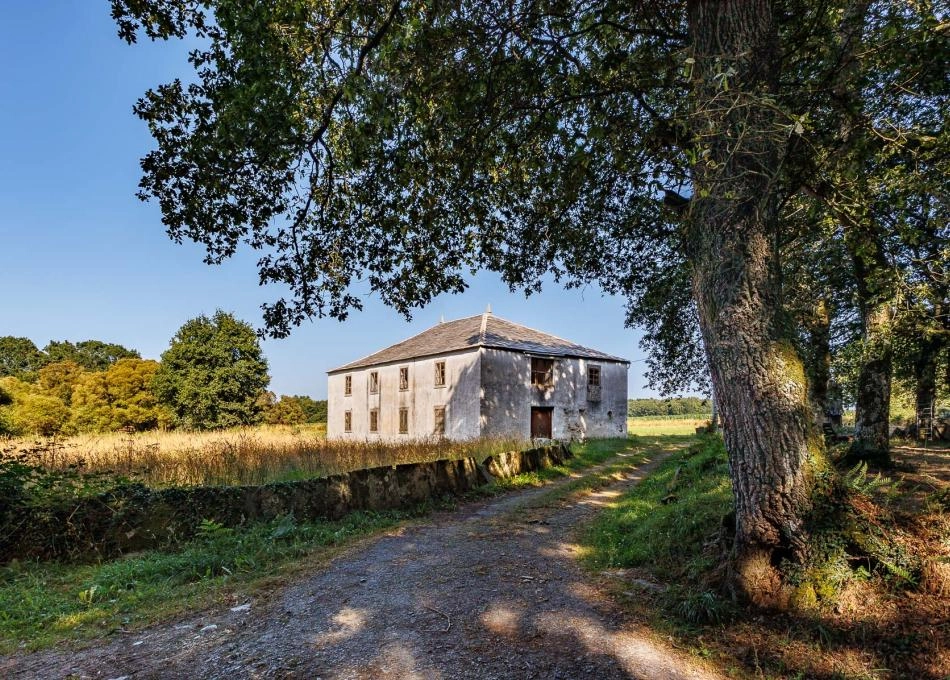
[3,445,721,680]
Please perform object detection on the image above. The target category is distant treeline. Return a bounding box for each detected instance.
[0,316,328,436]
[627,397,711,417]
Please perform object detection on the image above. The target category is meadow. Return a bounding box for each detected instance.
[627,415,710,437]
[1,425,525,487]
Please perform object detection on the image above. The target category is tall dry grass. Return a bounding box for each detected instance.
[1,424,527,488]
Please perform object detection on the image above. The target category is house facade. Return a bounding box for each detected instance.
[327,312,628,441]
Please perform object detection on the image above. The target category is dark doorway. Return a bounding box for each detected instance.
[531,407,553,439]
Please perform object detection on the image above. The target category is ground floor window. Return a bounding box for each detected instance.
[369,408,379,433]
[433,406,446,436]
[399,407,409,434]
[530,406,553,438]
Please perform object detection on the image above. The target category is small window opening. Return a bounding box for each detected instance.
[369,371,379,394]
[399,407,409,434]
[434,361,446,387]
[433,406,446,436]
[399,366,409,391]
[369,408,379,433]
[344,410,352,433]
[531,358,554,387]
[344,375,352,396]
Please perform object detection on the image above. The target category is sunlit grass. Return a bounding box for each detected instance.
[627,416,710,437]
[582,435,731,579]
[1,425,526,487]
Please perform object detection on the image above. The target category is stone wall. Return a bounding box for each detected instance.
[2,443,571,563]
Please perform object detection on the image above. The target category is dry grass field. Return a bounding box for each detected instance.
[627,416,710,437]
[1,424,525,487]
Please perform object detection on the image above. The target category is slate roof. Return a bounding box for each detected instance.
[328,313,628,373]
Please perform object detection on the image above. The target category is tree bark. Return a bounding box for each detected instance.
[805,299,833,424]
[687,0,818,605]
[913,330,941,439]
[848,239,893,463]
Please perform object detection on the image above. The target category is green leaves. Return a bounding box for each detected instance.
[152,311,270,430]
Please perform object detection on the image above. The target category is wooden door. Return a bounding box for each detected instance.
[531,407,553,439]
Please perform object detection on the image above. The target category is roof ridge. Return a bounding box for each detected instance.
[327,311,628,373]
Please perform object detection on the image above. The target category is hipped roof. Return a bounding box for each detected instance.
[328,313,628,373]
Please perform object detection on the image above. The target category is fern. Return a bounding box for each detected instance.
[842,461,891,496]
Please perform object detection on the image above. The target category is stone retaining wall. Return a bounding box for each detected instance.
[3,443,571,563]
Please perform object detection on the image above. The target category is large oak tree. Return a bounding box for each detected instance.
[112,0,947,601]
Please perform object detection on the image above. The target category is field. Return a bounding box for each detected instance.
[627,415,710,436]
[0,419,715,487]
[1,425,525,487]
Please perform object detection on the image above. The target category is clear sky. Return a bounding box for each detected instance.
[0,2,670,400]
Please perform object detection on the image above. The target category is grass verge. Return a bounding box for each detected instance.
[582,434,732,607]
[0,437,636,654]
[581,435,950,679]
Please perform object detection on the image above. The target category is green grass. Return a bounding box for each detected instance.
[0,510,415,653]
[491,437,636,490]
[582,435,731,583]
[0,437,640,653]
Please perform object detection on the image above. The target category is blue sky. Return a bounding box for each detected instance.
[0,2,666,400]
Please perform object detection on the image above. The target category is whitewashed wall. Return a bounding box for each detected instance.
[479,349,628,440]
[327,349,481,441]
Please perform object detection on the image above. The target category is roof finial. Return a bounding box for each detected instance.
[439,314,444,323]
[485,304,492,314]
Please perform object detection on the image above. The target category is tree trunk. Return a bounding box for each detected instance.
[805,299,833,423]
[914,331,941,440]
[848,241,893,463]
[687,0,818,606]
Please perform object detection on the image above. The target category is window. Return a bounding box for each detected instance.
[531,358,554,387]
[587,365,602,401]
[369,371,379,394]
[344,375,352,396]
[399,366,409,391]
[433,406,446,436]
[369,408,379,433]
[344,410,352,433]
[434,361,446,388]
[399,407,409,434]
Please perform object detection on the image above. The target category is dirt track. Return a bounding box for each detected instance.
[4,445,721,680]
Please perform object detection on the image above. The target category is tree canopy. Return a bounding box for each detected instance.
[112,0,948,602]
[0,337,47,380]
[151,311,270,429]
[43,340,140,372]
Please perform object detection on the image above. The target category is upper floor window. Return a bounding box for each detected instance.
[587,365,602,401]
[399,366,409,391]
[344,375,352,396]
[369,408,379,433]
[344,410,352,433]
[434,361,446,388]
[369,371,379,394]
[433,406,446,436]
[531,358,554,387]
[399,407,409,434]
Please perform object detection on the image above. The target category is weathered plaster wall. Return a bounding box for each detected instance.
[327,349,481,442]
[480,349,628,440]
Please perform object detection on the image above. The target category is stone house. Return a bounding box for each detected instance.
[327,311,628,441]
